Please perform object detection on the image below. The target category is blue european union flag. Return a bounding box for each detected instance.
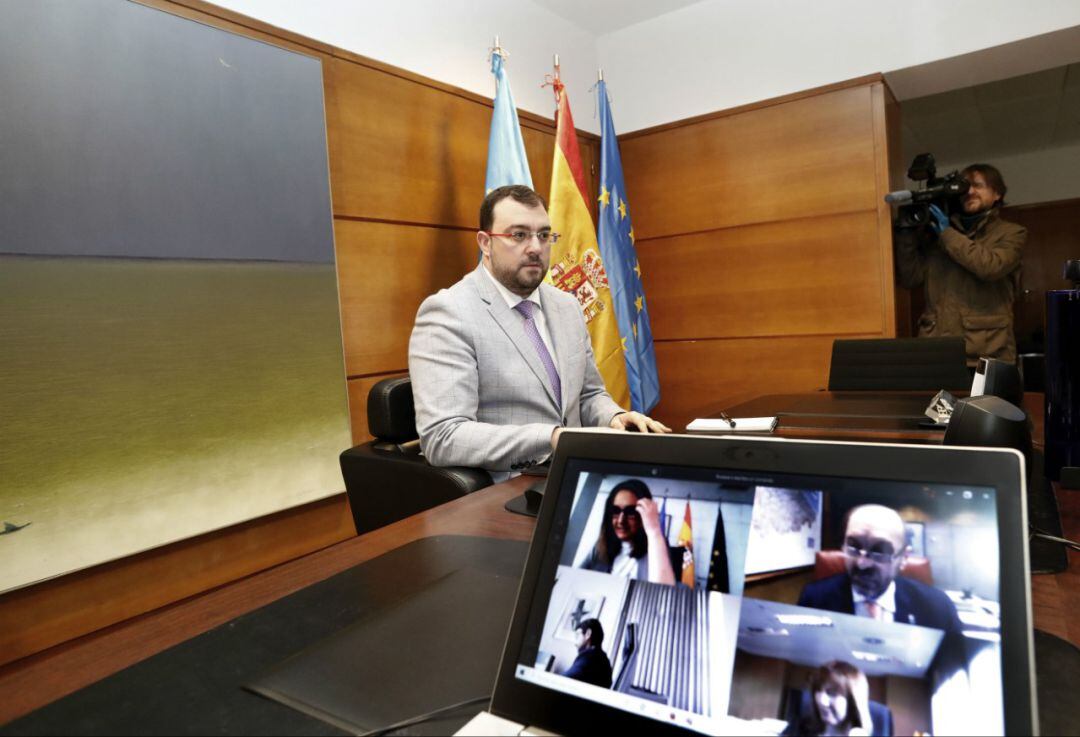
[484,49,533,193]
[596,80,660,413]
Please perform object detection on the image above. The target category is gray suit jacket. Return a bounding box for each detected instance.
[409,265,625,480]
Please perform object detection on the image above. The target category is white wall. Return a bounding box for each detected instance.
[208,1,1080,135]
[596,0,1080,132]
[538,566,630,675]
[208,0,603,133]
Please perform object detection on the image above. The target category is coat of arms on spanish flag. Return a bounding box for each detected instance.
[545,70,630,409]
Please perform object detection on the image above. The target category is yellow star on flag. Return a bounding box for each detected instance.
[634,260,641,278]
[618,198,627,219]
[635,295,644,313]
[632,322,638,339]
[598,186,611,208]
[621,336,628,353]
[628,227,635,244]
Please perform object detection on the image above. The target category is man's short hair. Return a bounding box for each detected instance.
[842,504,907,550]
[962,163,1007,206]
[479,185,548,232]
[576,617,604,648]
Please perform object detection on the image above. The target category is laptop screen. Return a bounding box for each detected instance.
[509,454,1009,736]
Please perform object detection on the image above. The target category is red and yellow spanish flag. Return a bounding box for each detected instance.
[677,503,695,587]
[546,78,630,408]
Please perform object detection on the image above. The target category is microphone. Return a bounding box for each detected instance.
[884,190,913,204]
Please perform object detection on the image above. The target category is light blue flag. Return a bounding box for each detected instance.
[596,80,660,413]
[485,49,533,193]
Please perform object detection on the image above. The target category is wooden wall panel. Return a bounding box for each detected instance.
[336,220,479,375]
[727,651,786,721]
[325,57,488,225]
[638,212,884,340]
[325,54,597,227]
[879,82,908,338]
[649,335,884,432]
[620,85,879,240]
[622,77,900,429]
[0,493,354,667]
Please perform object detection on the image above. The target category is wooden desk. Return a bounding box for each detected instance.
[718,390,1046,445]
[0,477,536,726]
[3,415,1077,725]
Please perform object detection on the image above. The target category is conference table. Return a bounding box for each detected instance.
[1,391,1077,733]
[708,390,1031,442]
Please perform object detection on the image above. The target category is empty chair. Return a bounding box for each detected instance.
[339,377,492,535]
[827,337,971,392]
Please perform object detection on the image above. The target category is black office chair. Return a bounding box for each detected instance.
[827,337,971,392]
[339,377,492,535]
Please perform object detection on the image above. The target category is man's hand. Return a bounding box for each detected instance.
[609,411,672,434]
[928,204,950,235]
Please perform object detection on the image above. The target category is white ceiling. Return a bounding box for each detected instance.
[885,22,1080,181]
[738,597,945,679]
[531,0,705,34]
[900,62,1080,170]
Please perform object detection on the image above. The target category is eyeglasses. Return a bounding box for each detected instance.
[484,229,561,246]
[610,505,640,520]
[843,543,900,565]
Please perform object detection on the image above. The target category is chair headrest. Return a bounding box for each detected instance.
[815,550,934,586]
[367,377,418,443]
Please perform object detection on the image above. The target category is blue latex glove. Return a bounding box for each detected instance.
[928,204,949,235]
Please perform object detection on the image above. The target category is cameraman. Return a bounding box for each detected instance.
[895,164,1026,366]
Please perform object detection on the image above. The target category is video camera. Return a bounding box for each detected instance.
[884,153,970,229]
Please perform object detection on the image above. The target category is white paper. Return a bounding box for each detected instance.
[686,416,778,432]
[454,712,524,736]
[970,369,986,397]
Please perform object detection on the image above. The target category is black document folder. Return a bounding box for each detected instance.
[246,566,519,734]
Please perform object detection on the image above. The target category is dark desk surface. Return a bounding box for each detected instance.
[717,390,1046,445]
[0,478,536,726]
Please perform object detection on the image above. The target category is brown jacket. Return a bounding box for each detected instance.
[895,208,1026,366]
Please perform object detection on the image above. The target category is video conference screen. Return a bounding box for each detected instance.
[514,459,1004,736]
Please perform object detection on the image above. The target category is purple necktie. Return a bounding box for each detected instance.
[514,300,562,411]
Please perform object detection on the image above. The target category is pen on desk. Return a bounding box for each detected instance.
[719,412,736,428]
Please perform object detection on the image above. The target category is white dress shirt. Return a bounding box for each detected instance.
[610,542,640,579]
[481,262,558,361]
[852,581,897,623]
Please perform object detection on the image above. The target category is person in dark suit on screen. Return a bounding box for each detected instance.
[562,618,613,689]
[798,505,962,633]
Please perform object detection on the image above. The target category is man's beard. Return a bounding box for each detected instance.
[850,567,890,599]
[495,257,546,294]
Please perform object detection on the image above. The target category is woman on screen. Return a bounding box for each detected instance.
[785,660,872,737]
[580,479,676,585]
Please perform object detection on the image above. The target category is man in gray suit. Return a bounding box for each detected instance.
[409,185,670,481]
